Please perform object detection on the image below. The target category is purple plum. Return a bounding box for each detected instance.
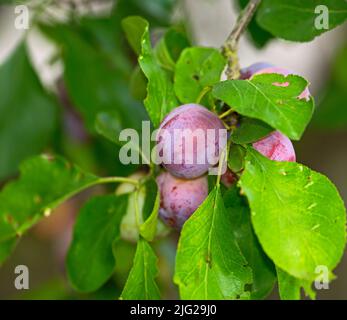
[157,104,226,179]
[156,171,208,230]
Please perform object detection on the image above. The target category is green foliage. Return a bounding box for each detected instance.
[228,144,246,173]
[140,179,161,242]
[223,187,276,299]
[0,155,98,244]
[257,0,347,42]
[39,22,146,135]
[67,194,128,292]
[0,0,346,301]
[155,27,191,71]
[239,147,346,282]
[213,73,314,140]
[231,118,273,144]
[120,238,161,299]
[122,16,179,128]
[0,44,57,180]
[276,267,315,300]
[174,47,226,106]
[175,186,252,299]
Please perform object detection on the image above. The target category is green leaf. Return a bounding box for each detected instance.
[154,27,190,71]
[122,16,148,55]
[239,147,346,281]
[277,267,315,300]
[130,66,148,101]
[67,194,128,292]
[0,44,57,180]
[0,155,98,242]
[174,47,226,106]
[228,144,246,173]
[174,186,252,299]
[231,117,273,144]
[257,0,347,42]
[212,73,314,140]
[120,238,161,299]
[140,180,160,241]
[117,177,168,242]
[116,0,177,27]
[122,16,179,127]
[223,187,276,299]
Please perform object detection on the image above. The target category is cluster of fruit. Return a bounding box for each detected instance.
[133,63,308,231]
[155,63,309,230]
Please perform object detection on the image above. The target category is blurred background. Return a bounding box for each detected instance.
[0,0,346,299]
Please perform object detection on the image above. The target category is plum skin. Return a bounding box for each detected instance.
[253,131,296,162]
[157,103,226,179]
[156,171,208,230]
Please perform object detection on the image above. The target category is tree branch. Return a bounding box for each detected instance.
[222,0,261,80]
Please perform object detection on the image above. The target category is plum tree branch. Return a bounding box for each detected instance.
[222,0,261,80]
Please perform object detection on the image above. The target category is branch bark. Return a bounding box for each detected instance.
[222,0,261,80]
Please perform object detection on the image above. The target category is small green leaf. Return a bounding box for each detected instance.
[277,267,315,300]
[67,194,128,292]
[0,155,98,243]
[154,27,190,71]
[257,0,347,42]
[239,147,346,281]
[122,16,148,55]
[0,43,57,180]
[120,238,161,299]
[174,47,226,106]
[122,16,178,127]
[130,66,148,101]
[174,186,252,299]
[228,144,246,173]
[213,73,314,140]
[223,187,276,300]
[231,118,274,144]
[140,179,160,241]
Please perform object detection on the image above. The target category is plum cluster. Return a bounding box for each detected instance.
[156,64,307,230]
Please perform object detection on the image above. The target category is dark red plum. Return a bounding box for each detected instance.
[156,172,208,230]
[157,104,226,179]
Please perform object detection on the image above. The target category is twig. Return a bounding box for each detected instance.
[221,0,261,80]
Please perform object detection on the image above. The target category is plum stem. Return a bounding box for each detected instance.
[222,0,261,80]
[196,86,212,104]
[219,108,233,119]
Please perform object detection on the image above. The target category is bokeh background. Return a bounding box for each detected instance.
[0,0,346,299]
